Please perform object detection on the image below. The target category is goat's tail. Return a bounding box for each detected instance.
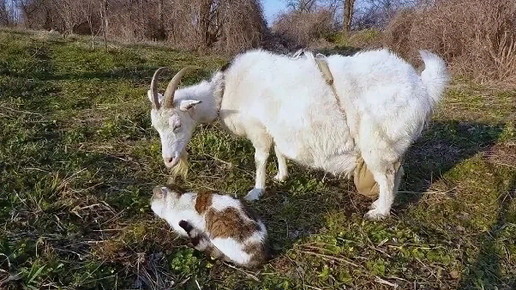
[419,50,450,105]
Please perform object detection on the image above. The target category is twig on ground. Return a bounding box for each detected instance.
[296,249,360,268]
[223,262,260,282]
[0,104,44,116]
[203,154,234,168]
[375,276,399,288]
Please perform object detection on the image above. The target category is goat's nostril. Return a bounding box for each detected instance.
[163,156,176,167]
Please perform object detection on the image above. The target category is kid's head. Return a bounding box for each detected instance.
[150,185,182,218]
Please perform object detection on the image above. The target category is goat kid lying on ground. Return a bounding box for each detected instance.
[147,48,449,220]
[150,185,270,268]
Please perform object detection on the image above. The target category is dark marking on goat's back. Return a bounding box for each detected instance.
[195,192,213,214]
[205,207,258,242]
[220,62,231,72]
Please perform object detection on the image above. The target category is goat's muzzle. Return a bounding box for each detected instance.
[163,156,180,168]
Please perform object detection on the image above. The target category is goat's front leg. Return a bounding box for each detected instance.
[273,145,288,182]
[244,131,272,201]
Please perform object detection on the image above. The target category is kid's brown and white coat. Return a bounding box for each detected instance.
[151,185,269,268]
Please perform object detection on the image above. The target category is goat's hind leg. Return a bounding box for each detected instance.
[358,120,406,219]
[363,162,397,220]
[273,145,288,182]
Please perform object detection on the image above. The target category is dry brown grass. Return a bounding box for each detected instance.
[383,0,516,86]
[272,9,334,48]
[214,0,266,54]
[110,0,267,54]
[16,0,267,54]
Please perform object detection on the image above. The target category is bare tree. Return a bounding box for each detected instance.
[285,0,318,12]
[217,0,266,52]
[273,7,334,47]
[353,0,417,29]
[11,0,266,53]
[0,0,10,26]
[157,0,165,39]
[342,0,355,33]
[100,0,107,50]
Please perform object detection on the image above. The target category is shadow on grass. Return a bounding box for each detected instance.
[224,119,507,265]
[395,121,505,211]
[195,120,506,260]
[277,120,504,216]
[393,120,514,289]
[458,171,515,289]
[1,65,215,86]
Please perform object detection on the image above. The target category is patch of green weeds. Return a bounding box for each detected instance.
[169,247,200,274]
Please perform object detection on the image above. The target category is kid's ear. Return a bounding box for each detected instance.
[152,186,170,198]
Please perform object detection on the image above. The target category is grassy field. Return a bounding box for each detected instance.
[0,29,515,290]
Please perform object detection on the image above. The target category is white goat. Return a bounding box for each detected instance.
[147,48,449,219]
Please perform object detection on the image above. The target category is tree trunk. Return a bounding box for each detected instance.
[100,0,108,51]
[199,0,212,48]
[0,0,9,26]
[157,0,165,40]
[343,0,355,34]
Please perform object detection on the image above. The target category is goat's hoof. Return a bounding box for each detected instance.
[364,208,390,220]
[244,188,264,201]
[273,173,288,182]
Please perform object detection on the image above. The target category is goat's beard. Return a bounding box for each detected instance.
[169,151,189,182]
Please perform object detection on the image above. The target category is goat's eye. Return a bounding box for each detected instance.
[168,116,181,131]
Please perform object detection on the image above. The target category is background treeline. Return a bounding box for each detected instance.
[0,0,267,53]
[1,0,515,84]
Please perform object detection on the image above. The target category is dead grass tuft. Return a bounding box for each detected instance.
[272,9,334,48]
[383,0,516,86]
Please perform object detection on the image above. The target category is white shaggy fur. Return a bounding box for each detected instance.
[148,48,449,219]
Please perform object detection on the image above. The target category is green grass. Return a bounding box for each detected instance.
[1,29,515,290]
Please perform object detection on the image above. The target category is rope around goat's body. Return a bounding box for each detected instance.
[314,56,403,199]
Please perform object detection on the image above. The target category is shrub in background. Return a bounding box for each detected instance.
[384,0,516,85]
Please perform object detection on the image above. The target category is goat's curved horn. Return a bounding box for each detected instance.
[150,67,167,109]
[163,67,190,108]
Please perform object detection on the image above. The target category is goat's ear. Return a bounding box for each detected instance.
[147,90,164,106]
[179,100,202,111]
